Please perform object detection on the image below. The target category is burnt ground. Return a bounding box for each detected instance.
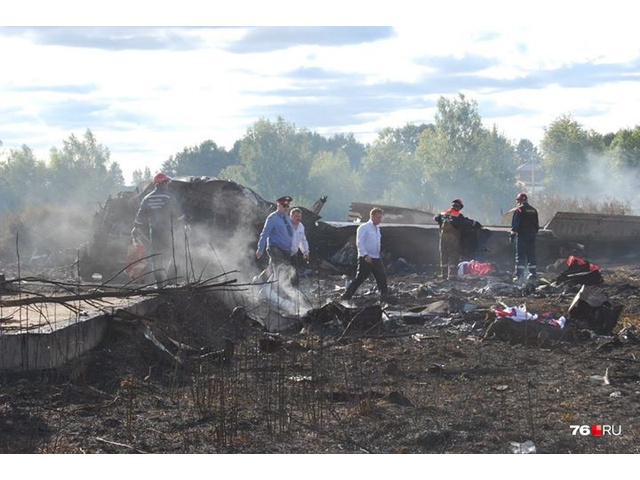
[1,260,639,454]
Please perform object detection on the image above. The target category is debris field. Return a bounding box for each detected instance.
[1,258,639,454]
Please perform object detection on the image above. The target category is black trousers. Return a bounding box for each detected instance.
[289,252,307,287]
[515,233,537,276]
[344,256,388,298]
[256,245,294,284]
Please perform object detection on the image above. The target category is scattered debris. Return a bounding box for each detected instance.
[457,260,494,276]
[555,255,603,286]
[510,440,536,454]
[588,367,611,386]
[568,285,623,335]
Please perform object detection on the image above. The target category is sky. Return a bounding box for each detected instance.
[2,1,640,183]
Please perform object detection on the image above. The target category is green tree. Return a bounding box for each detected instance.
[380,123,434,155]
[418,94,484,194]
[307,150,358,220]
[0,145,48,211]
[416,94,517,222]
[132,167,152,186]
[477,126,519,218]
[609,126,640,169]
[325,132,368,170]
[48,129,123,204]
[358,126,428,208]
[516,139,542,166]
[161,140,237,177]
[540,115,604,191]
[221,117,314,203]
[108,162,125,189]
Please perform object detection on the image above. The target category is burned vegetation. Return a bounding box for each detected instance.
[1,177,639,454]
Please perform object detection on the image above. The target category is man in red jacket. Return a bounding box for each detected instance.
[434,199,475,279]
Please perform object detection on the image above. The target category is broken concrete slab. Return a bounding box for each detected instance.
[0,296,163,371]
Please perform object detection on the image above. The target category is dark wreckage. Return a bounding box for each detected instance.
[78,176,583,284]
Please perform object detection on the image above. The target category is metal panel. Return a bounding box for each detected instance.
[545,211,640,242]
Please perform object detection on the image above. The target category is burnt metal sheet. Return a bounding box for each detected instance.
[545,211,640,242]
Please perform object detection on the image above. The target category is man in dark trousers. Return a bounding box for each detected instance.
[341,207,390,302]
[434,199,476,279]
[510,192,540,282]
[255,196,295,285]
[132,172,184,287]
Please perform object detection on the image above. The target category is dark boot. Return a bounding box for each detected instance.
[513,266,525,283]
[440,266,448,279]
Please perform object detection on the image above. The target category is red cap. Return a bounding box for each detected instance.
[153,172,171,184]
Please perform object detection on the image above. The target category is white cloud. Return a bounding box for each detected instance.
[1,14,639,182]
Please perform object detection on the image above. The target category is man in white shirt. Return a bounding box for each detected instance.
[289,208,310,261]
[289,207,310,286]
[341,207,389,301]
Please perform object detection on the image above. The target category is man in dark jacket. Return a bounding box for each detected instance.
[132,172,184,287]
[510,192,539,282]
[434,199,477,279]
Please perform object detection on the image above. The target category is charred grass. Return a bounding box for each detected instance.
[1,273,639,454]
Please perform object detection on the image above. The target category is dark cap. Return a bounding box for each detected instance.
[276,196,293,205]
[451,198,464,209]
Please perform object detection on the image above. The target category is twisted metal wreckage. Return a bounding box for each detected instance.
[79,176,583,283]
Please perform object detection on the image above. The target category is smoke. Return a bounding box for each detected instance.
[181,224,255,283]
[0,203,95,267]
[551,152,639,214]
[350,148,640,226]
[174,212,313,316]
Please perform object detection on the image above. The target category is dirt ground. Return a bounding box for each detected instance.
[1,258,639,454]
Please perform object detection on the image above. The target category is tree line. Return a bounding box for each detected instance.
[0,130,124,211]
[3,93,640,225]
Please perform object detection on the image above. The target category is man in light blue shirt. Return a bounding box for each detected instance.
[255,196,295,283]
[341,207,389,301]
